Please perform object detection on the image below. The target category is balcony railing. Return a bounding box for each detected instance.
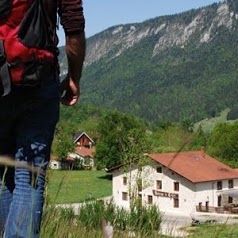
[196,205,238,214]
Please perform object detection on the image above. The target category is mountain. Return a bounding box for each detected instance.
[59,0,238,123]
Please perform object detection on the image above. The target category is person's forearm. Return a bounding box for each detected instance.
[66,32,86,84]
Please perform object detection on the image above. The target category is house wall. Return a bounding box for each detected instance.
[195,179,238,209]
[112,166,140,210]
[140,164,196,213]
[112,164,196,213]
[195,182,216,209]
[76,134,92,147]
[112,163,238,214]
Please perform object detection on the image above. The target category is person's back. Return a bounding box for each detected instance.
[0,0,85,237]
[0,0,59,93]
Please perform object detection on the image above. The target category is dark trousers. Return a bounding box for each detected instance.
[0,72,60,238]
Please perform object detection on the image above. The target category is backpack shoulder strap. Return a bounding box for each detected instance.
[0,40,11,96]
[18,0,56,51]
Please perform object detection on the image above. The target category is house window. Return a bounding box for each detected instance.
[228,196,233,204]
[217,181,222,190]
[122,192,128,201]
[174,182,179,191]
[206,201,209,212]
[198,202,202,211]
[156,167,162,173]
[217,195,222,207]
[156,180,162,190]
[147,195,153,204]
[174,198,179,208]
[123,177,127,186]
[228,180,234,189]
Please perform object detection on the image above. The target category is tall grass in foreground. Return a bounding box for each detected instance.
[40,203,238,238]
[40,200,163,238]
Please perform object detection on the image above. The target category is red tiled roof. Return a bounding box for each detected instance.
[50,155,59,161]
[148,151,238,183]
[75,146,95,158]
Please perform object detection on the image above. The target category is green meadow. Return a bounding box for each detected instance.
[46,170,112,204]
[194,109,237,133]
[187,224,238,238]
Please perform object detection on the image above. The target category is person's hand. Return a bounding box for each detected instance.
[60,75,80,106]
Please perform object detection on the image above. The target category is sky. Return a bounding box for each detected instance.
[57,0,222,46]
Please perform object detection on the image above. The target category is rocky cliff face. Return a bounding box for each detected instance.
[84,1,236,66]
[59,0,238,123]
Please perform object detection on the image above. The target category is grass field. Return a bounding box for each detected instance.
[45,170,112,204]
[194,108,237,133]
[187,224,238,238]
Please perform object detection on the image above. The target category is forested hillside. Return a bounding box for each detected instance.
[59,0,238,123]
[53,104,238,168]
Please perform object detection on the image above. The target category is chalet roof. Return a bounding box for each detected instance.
[75,146,95,158]
[148,151,238,183]
[50,155,59,161]
[73,131,94,144]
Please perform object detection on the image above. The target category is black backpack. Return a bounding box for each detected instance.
[0,0,12,20]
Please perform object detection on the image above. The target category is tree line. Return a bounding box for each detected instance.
[52,104,238,169]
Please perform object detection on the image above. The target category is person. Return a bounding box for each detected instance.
[0,0,85,237]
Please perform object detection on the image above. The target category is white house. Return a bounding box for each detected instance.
[49,159,62,170]
[68,146,95,168]
[109,151,238,215]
